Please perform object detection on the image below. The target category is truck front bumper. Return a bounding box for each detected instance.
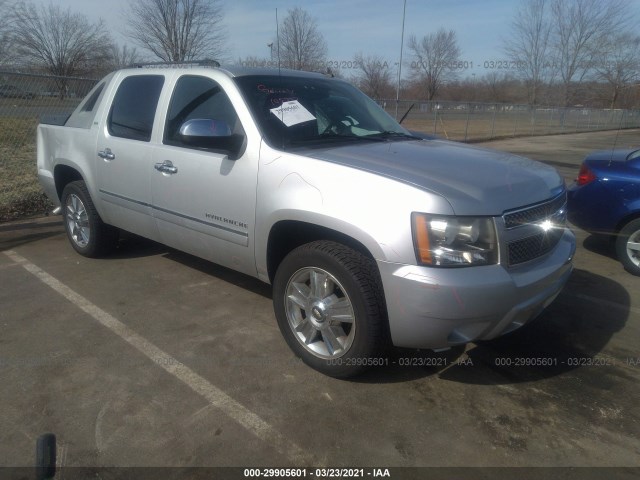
[378,228,575,349]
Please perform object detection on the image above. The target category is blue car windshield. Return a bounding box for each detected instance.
[234,75,416,149]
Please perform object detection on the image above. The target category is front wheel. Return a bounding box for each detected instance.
[273,241,387,378]
[61,180,117,258]
[616,218,640,276]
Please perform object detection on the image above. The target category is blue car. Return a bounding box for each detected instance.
[568,148,640,276]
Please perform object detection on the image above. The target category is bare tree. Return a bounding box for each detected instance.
[504,0,552,105]
[108,44,143,70]
[124,0,227,62]
[481,72,521,104]
[550,0,630,106]
[407,29,461,101]
[0,0,16,65]
[594,33,640,108]
[353,53,393,99]
[277,7,327,71]
[10,1,111,77]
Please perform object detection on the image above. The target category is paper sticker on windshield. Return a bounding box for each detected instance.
[270,100,315,127]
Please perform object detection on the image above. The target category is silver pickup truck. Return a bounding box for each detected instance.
[37,65,575,377]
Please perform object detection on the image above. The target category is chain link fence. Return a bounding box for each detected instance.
[385,100,640,142]
[0,71,98,221]
[1,70,639,222]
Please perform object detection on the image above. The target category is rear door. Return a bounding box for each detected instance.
[150,74,259,276]
[96,73,165,240]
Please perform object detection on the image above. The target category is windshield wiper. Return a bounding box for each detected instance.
[290,132,386,145]
[366,131,422,140]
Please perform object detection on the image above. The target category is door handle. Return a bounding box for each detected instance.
[154,160,178,174]
[98,148,115,160]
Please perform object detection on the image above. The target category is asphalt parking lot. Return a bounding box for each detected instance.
[0,130,639,476]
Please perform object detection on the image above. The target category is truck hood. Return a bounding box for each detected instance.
[306,139,565,215]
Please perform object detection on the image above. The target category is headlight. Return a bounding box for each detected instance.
[411,213,498,266]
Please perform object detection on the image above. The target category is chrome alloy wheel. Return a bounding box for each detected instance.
[65,193,90,248]
[284,267,356,359]
[626,228,640,268]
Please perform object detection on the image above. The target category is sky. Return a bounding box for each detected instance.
[23,0,640,79]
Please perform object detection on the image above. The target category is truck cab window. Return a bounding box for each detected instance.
[164,75,244,149]
[108,75,164,142]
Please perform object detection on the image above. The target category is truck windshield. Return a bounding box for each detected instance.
[234,75,416,149]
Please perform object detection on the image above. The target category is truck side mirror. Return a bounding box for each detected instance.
[178,118,245,159]
[179,118,232,137]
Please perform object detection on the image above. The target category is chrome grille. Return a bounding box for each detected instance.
[503,192,567,229]
[504,191,567,266]
[508,229,563,265]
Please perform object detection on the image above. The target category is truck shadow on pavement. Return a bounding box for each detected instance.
[161,248,274,299]
[581,233,619,262]
[107,232,170,259]
[49,229,631,387]
[153,240,631,386]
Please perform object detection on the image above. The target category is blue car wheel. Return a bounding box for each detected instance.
[616,218,640,276]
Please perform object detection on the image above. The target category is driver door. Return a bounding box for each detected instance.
[150,74,258,276]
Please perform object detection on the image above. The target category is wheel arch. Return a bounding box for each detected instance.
[614,210,640,234]
[266,220,379,284]
[54,164,84,201]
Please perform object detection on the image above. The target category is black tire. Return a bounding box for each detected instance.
[61,180,118,257]
[273,240,388,378]
[616,218,640,276]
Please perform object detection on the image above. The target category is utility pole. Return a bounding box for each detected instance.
[395,0,407,119]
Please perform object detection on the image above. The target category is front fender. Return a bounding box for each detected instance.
[255,143,454,281]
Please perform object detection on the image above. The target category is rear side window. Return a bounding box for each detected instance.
[108,75,164,141]
[65,74,116,129]
[81,82,105,112]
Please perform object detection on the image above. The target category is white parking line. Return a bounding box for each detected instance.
[4,249,316,466]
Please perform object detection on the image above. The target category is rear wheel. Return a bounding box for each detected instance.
[616,218,640,276]
[61,181,117,257]
[273,241,387,378]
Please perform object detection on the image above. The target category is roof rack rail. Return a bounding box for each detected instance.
[129,59,221,69]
